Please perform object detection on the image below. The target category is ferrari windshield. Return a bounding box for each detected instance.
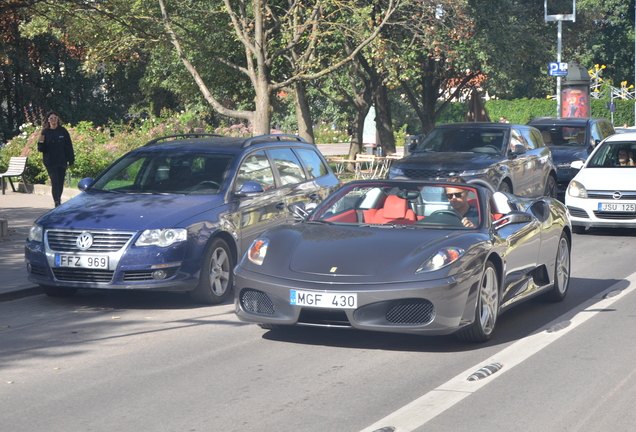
[311,182,481,229]
[90,151,235,195]
[413,127,507,154]
[587,141,636,168]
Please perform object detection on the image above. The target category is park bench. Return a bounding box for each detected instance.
[0,157,29,195]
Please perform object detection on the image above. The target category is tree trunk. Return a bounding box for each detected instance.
[348,105,371,163]
[293,81,315,144]
[374,84,395,154]
[252,77,272,136]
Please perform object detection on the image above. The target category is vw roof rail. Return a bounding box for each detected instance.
[144,133,225,147]
[241,134,307,148]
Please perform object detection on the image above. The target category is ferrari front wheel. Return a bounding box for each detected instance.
[456,261,499,343]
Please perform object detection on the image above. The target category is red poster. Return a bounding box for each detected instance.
[561,87,589,118]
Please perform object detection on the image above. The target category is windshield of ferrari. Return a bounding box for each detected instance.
[311,183,481,229]
[413,127,507,154]
[90,151,235,194]
[587,141,636,168]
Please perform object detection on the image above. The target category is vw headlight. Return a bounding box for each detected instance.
[388,166,404,178]
[567,180,588,198]
[248,239,269,265]
[416,247,465,273]
[28,224,43,242]
[135,228,187,247]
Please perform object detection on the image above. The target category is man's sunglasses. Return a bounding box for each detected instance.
[446,192,465,199]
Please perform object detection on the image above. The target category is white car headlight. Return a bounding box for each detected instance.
[416,247,465,273]
[568,180,588,198]
[248,239,269,265]
[28,224,43,242]
[135,228,187,247]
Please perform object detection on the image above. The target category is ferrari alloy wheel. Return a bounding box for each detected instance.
[189,238,234,304]
[41,285,78,298]
[544,233,570,302]
[456,261,499,343]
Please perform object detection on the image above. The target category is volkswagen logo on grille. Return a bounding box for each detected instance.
[613,191,623,200]
[76,232,94,251]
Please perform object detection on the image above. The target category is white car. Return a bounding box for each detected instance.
[566,132,636,233]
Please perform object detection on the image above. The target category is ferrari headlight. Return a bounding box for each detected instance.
[135,228,187,247]
[568,180,588,198]
[248,239,269,265]
[416,247,465,273]
[28,223,43,242]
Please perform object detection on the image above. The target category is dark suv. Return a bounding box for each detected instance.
[25,134,341,304]
[527,117,615,196]
[389,123,557,198]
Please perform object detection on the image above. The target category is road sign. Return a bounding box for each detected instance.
[548,62,568,77]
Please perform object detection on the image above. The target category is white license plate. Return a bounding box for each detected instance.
[598,203,636,212]
[290,290,357,309]
[55,254,109,269]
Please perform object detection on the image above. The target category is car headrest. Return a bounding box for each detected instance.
[541,130,552,145]
[383,195,408,218]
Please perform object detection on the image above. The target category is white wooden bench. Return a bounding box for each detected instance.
[0,157,29,194]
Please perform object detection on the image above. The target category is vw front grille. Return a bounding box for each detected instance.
[52,268,115,283]
[47,230,134,253]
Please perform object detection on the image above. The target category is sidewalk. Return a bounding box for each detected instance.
[0,186,80,301]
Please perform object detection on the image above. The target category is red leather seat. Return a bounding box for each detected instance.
[370,195,417,224]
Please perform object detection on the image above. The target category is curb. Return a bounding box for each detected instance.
[0,286,43,303]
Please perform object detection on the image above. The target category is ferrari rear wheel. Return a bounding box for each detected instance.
[544,233,570,302]
[189,238,233,304]
[456,261,499,343]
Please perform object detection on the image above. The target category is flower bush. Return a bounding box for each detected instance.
[0,111,214,184]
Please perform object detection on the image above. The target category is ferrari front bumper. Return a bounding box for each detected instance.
[234,265,483,336]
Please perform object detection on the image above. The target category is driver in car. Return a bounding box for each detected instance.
[446,176,479,228]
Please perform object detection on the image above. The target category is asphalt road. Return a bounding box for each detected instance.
[2,227,636,432]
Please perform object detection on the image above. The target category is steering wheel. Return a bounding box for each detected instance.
[483,145,500,153]
[428,210,463,221]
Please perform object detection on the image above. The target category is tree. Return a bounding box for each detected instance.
[24,0,402,138]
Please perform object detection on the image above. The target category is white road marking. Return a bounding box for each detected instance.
[360,274,636,432]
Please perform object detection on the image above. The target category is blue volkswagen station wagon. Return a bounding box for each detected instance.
[25,134,341,304]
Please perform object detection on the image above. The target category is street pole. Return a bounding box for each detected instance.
[557,19,562,118]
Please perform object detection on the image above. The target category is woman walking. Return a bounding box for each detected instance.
[38,111,74,207]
